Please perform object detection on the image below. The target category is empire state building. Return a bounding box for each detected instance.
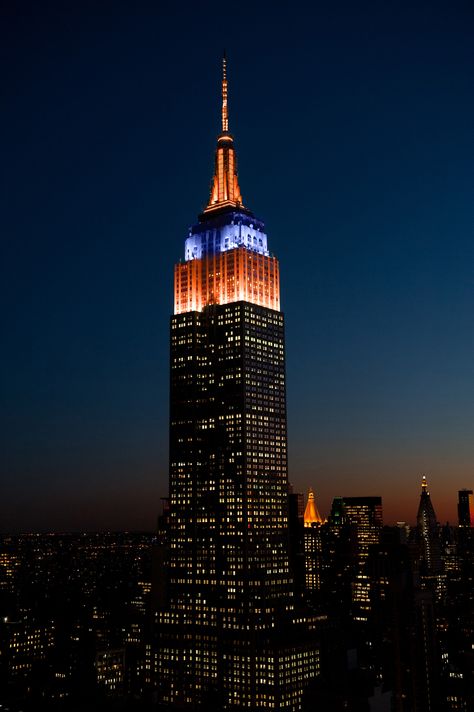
[158,58,320,711]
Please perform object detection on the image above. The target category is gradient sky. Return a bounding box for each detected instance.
[2,0,473,532]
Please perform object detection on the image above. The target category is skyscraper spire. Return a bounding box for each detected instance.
[204,54,244,214]
[222,51,228,133]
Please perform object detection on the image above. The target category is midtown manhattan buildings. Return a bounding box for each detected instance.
[157,58,320,710]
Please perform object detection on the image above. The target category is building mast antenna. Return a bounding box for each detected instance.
[222,51,228,133]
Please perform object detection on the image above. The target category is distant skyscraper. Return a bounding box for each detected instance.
[158,57,320,710]
[457,489,474,527]
[303,489,324,593]
[416,476,443,575]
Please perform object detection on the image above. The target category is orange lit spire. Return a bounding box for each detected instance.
[204,54,244,214]
[304,488,323,527]
[421,474,428,493]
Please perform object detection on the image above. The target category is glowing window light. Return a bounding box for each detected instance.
[174,247,280,315]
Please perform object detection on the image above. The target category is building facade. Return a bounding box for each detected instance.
[416,476,443,576]
[157,58,320,710]
[303,489,324,593]
[340,496,383,623]
[458,489,474,528]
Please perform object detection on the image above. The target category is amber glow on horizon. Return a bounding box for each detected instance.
[174,246,280,314]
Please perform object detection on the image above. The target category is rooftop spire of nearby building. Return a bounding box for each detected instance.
[421,474,428,494]
[304,488,323,526]
[203,54,244,215]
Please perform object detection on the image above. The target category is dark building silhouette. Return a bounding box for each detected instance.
[410,478,444,711]
[412,589,441,712]
[0,533,153,708]
[288,488,306,597]
[157,57,320,710]
[458,489,474,528]
[416,476,443,576]
[367,527,416,711]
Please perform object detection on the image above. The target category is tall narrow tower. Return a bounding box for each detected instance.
[158,58,320,711]
[303,488,324,594]
[416,475,443,575]
[458,489,474,527]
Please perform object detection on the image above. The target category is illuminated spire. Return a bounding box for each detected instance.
[304,488,323,527]
[222,52,228,133]
[421,474,428,494]
[204,54,244,215]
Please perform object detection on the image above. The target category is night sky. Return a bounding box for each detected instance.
[2,0,473,532]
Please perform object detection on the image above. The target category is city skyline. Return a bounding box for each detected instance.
[2,1,474,532]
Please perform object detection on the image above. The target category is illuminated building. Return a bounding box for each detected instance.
[0,550,20,595]
[340,497,383,623]
[0,619,55,680]
[0,532,153,706]
[95,648,125,695]
[341,497,383,557]
[158,57,320,710]
[303,488,324,593]
[458,489,474,528]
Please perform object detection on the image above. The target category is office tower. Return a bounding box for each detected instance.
[458,489,474,528]
[320,498,354,617]
[416,476,443,576]
[303,489,323,593]
[341,497,383,559]
[341,497,383,623]
[95,649,125,696]
[158,58,320,710]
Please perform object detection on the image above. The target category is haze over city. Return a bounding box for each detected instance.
[2,0,473,531]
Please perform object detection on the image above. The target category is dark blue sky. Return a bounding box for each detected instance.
[2,0,473,531]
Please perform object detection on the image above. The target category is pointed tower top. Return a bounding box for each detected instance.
[421,475,428,494]
[304,487,323,526]
[202,54,246,217]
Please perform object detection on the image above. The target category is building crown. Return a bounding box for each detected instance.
[304,487,323,526]
[174,58,280,316]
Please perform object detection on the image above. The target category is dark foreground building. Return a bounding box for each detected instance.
[458,489,474,528]
[157,58,321,710]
